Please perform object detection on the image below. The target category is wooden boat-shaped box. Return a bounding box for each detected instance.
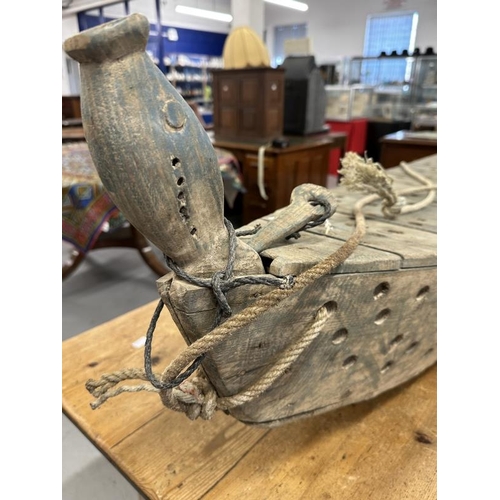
[63,13,436,427]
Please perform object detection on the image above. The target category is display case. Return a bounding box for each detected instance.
[342,54,437,124]
[325,85,373,121]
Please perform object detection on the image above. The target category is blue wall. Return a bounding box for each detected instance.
[78,14,227,59]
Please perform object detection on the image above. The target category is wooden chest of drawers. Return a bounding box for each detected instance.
[212,68,285,141]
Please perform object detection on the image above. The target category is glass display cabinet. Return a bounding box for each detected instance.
[325,84,374,121]
[340,55,437,125]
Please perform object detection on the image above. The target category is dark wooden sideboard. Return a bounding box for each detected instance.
[212,132,347,224]
[379,130,437,168]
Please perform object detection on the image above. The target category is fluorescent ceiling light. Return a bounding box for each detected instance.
[175,5,233,22]
[264,0,309,11]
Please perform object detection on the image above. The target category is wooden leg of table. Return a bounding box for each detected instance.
[62,248,86,280]
[130,226,169,277]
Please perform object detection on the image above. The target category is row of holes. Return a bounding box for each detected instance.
[340,345,434,372]
[172,157,197,236]
[325,283,430,312]
[322,281,433,373]
[374,282,430,301]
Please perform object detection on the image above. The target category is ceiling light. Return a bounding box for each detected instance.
[264,0,309,11]
[175,5,233,22]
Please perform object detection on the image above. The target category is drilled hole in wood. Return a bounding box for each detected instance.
[342,355,358,369]
[177,191,185,200]
[416,286,430,301]
[323,300,338,315]
[389,334,403,350]
[375,308,390,325]
[381,360,394,373]
[405,341,419,354]
[332,328,348,345]
[177,176,184,186]
[373,282,390,300]
[179,206,189,220]
[171,157,180,167]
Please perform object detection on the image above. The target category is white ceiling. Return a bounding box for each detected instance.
[62,0,137,16]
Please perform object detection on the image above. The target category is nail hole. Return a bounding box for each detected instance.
[178,191,185,200]
[416,286,430,301]
[190,227,197,236]
[171,157,180,167]
[405,341,419,354]
[374,308,390,325]
[381,360,394,373]
[389,334,403,350]
[331,328,348,345]
[177,177,184,186]
[373,282,390,300]
[342,355,358,369]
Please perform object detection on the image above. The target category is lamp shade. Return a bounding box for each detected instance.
[222,26,270,69]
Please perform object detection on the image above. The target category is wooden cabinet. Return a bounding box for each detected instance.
[212,133,347,224]
[379,130,437,168]
[62,95,81,120]
[212,68,285,141]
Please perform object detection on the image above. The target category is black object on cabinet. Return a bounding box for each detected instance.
[281,56,327,136]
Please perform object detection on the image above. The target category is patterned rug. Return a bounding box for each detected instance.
[62,141,245,253]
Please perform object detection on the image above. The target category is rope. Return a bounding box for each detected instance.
[165,218,294,325]
[87,303,331,418]
[85,155,436,419]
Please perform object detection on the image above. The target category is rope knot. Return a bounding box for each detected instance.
[382,195,407,218]
[210,270,232,317]
[280,275,295,289]
[159,373,217,420]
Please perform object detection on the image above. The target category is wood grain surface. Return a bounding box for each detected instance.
[62,300,436,500]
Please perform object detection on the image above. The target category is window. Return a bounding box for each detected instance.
[360,11,418,85]
[273,23,307,67]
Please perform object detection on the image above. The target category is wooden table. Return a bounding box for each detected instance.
[212,132,347,224]
[379,130,437,168]
[62,300,437,500]
[62,125,86,142]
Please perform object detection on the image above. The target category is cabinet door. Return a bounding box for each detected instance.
[269,147,330,211]
[215,77,238,136]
